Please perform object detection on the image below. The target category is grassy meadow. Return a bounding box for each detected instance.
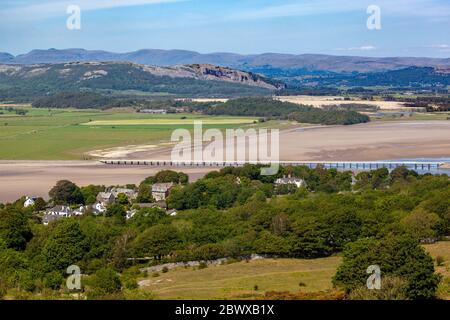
[137,241,450,300]
[139,257,342,300]
[0,105,259,160]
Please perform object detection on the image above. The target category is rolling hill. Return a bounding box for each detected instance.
[0,62,283,99]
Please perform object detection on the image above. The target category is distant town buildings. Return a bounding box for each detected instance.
[139,109,167,114]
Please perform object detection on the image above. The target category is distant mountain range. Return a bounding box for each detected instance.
[1,48,450,73]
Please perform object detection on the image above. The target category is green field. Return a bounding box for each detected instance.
[137,242,450,300]
[83,117,257,126]
[0,105,261,160]
[139,257,342,300]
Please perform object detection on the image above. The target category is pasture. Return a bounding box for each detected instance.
[139,257,342,300]
[83,117,256,126]
[138,242,450,300]
[0,105,258,160]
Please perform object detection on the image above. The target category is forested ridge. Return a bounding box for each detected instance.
[198,98,370,125]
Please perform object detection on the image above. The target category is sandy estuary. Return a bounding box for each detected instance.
[1,121,449,202]
[101,120,450,162]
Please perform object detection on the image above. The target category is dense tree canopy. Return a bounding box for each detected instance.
[0,165,448,299]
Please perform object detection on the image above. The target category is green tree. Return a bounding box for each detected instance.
[81,185,105,205]
[131,224,180,259]
[116,193,129,206]
[401,209,441,240]
[136,183,153,203]
[106,203,126,221]
[49,180,84,205]
[33,197,47,211]
[41,219,88,271]
[0,208,32,250]
[333,234,441,299]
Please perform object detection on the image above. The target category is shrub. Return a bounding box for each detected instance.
[436,256,445,267]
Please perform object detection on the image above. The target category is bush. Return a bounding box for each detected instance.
[43,271,64,290]
[86,268,122,299]
[436,256,445,267]
[348,276,409,300]
[198,262,208,270]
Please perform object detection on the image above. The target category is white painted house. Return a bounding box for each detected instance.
[46,205,73,217]
[24,197,37,208]
[91,202,107,215]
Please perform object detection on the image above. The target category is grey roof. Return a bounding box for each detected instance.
[97,192,114,199]
[47,205,72,213]
[152,182,174,193]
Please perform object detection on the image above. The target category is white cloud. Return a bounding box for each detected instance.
[0,0,187,22]
[338,45,377,51]
[425,44,450,52]
[427,44,450,49]
[229,0,361,20]
[227,0,450,21]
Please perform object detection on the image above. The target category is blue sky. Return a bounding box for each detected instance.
[0,0,449,57]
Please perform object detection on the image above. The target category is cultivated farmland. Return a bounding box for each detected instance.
[0,105,258,160]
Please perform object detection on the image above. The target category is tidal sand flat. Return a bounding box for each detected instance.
[113,121,450,161]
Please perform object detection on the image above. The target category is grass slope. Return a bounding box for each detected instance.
[140,257,342,300]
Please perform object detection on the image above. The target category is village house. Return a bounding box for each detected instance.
[46,205,73,217]
[73,205,86,216]
[96,192,116,206]
[43,205,74,225]
[110,187,137,201]
[152,182,175,201]
[23,196,37,208]
[91,202,107,215]
[43,204,87,224]
[274,175,306,188]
